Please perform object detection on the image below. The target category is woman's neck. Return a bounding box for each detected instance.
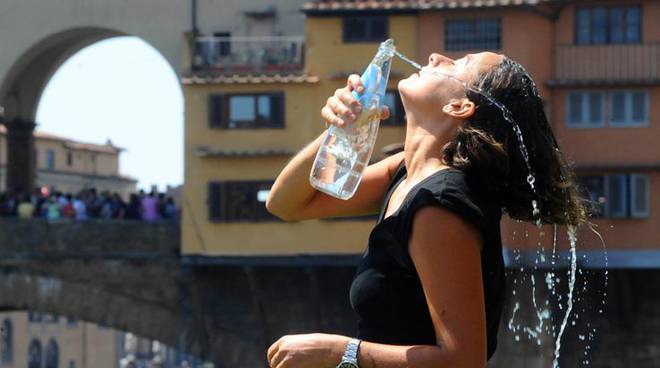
[403,116,457,181]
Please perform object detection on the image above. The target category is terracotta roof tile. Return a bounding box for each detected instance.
[182,73,320,85]
[302,0,554,12]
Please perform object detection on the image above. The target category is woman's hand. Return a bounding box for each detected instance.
[321,74,390,128]
[267,333,349,368]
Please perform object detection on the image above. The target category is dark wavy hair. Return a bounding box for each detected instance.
[441,57,587,226]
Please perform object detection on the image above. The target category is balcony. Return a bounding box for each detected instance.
[552,43,660,86]
[191,35,305,74]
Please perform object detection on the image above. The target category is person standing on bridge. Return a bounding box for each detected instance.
[265,52,586,367]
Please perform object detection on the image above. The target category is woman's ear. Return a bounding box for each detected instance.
[442,98,475,119]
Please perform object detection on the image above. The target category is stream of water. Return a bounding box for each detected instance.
[392,50,608,367]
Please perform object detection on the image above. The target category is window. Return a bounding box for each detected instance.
[566,91,605,127]
[580,175,606,216]
[580,173,650,218]
[381,90,405,126]
[342,16,388,43]
[607,174,627,218]
[214,32,231,57]
[609,91,648,126]
[445,18,501,51]
[630,174,650,218]
[27,340,41,368]
[46,150,55,170]
[66,318,78,328]
[208,93,285,129]
[66,151,73,166]
[45,339,58,368]
[28,312,42,323]
[575,6,640,45]
[567,90,648,128]
[1,319,12,364]
[208,181,278,222]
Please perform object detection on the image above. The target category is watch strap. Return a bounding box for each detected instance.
[339,338,361,367]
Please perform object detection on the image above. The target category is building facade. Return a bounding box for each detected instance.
[0,127,136,198]
[0,312,122,368]
[182,4,418,256]
[183,0,660,264]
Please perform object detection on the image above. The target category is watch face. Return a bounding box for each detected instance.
[337,363,358,368]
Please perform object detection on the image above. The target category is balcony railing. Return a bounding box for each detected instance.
[553,43,660,85]
[192,35,305,74]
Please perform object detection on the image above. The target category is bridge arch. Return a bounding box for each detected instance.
[0,25,184,191]
[0,27,128,122]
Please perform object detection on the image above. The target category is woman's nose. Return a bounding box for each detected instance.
[429,53,454,67]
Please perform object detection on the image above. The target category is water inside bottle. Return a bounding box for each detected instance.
[310,107,381,200]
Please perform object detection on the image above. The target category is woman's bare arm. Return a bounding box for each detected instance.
[267,206,487,368]
[266,73,401,221]
[266,144,403,221]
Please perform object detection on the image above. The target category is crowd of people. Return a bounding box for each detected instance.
[0,187,179,221]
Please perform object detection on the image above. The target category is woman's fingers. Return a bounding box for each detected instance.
[380,105,390,120]
[330,94,356,121]
[337,89,362,116]
[347,74,364,93]
[322,105,345,127]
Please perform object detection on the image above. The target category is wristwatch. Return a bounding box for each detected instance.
[336,338,361,368]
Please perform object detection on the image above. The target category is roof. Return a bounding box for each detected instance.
[181,73,320,85]
[195,146,295,158]
[0,125,123,155]
[302,0,555,13]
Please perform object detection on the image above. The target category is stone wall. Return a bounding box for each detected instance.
[1,219,659,367]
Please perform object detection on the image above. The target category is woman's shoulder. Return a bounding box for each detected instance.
[408,168,500,232]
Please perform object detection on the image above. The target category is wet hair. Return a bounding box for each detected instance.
[441,57,587,226]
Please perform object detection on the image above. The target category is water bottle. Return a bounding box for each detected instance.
[309,39,396,200]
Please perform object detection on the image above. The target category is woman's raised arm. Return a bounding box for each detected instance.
[266,74,401,221]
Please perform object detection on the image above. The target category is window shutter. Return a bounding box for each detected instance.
[630,174,650,218]
[208,182,226,221]
[208,94,227,128]
[606,174,628,218]
[269,93,285,128]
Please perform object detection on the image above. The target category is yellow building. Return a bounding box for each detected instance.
[182,7,418,256]
[0,126,136,198]
[0,312,122,368]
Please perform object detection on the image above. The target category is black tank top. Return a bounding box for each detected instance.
[349,163,506,360]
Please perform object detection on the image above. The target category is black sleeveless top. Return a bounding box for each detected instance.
[349,163,506,360]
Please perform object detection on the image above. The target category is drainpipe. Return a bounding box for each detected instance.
[191,0,199,36]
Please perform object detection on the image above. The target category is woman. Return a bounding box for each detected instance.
[265,52,586,368]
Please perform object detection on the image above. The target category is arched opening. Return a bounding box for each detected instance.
[0,27,183,195]
[0,318,12,364]
[27,339,41,368]
[46,339,59,368]
[35,36,183,192]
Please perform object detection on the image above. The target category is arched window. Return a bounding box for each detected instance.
[27,339,41,368]
[68,360,76,368]
[46,339,59,368]
[1,318,12,364]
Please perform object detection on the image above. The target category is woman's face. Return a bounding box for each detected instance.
[398,52,504,119]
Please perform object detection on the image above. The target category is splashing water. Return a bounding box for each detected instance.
[394,50,542,225]
[553,225,578,367]
[393,51,609,367]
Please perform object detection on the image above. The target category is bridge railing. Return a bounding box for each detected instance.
[191,35,305,74]
[0,218,179,261]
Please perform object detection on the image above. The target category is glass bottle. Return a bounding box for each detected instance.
[309,39,395,200]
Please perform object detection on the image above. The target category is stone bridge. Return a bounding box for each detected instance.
[0,218,361,367]
[1,218,660,367]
